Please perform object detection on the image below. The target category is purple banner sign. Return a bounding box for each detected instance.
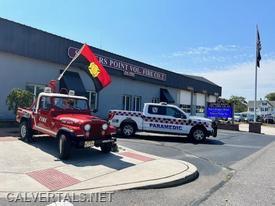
[68,47,167,81]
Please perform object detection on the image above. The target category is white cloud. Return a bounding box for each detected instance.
[172,44,239,57]
[193,59,275,100]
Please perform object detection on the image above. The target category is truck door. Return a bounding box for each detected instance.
[165,106,188,134]
[142,105,165,132]
[33,96,55,136]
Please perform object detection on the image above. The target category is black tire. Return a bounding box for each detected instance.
[100,143,112,153]
[19,121,33,142]
[58,133,71,159]
[189,127,206,143]
[120,123,136,137]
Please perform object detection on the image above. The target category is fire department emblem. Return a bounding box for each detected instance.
[88,62,100,78]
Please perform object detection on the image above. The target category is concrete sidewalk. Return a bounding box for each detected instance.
[0,133,198,197]
[201,141,275,206]
[239,123,275,136]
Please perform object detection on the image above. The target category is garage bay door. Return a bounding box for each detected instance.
[208,95,217,103]
[179,90,191,105]
[196,93,205,106]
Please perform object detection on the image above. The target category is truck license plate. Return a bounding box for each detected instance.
[84,141,95,148]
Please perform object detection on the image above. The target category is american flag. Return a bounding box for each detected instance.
[256,26,262,68]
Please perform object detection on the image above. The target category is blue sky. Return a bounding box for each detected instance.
[1,0,275,99]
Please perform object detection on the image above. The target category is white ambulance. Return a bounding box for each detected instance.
[108,103,217,142]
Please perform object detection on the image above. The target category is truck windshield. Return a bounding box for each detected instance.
[53,97,89,111]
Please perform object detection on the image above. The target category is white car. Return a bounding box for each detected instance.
[108,103,217,142]
[234,113,242,122]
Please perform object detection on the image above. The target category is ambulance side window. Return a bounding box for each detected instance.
[166,107,186,119]
[148,105,165,115]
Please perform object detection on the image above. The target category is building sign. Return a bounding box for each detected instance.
[68,47,167,81]
[206,99,233,118]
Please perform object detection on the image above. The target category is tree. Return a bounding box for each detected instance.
[228,95,247,113]
[265,92,275,101]
[6,88,33,114]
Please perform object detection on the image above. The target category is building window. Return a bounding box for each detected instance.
[152,97,160,103]
[133,96,142,111]
[123,95,132,110]
[196,106,205,113]
[249,108,254,112]
[26,83,46,100]
[86,91,97,111]
[179,104,191,113]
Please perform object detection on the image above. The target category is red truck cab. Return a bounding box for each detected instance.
[16,88,116,159]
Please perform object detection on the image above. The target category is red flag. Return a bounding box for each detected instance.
[78,44,111,91]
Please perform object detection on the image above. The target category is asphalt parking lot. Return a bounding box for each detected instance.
[0,128,275,205]
[114,130,275,205]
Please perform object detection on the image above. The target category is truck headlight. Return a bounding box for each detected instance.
[84,124,91,131]
[102,123,108,130]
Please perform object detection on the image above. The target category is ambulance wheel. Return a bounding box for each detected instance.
[100,143,112,153]
[189,127,206,143]
[19,121,33,142]
[121,123,136,137]
[58,133,71,160]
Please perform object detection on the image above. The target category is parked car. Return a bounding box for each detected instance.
[263,115,274,124]
[239,112,248,122]
[16,87,117,159]
[244,112,262,122]
[234,113,242,122]
[108,102,217,143]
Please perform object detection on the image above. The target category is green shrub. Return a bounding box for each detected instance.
[6,88,33,114]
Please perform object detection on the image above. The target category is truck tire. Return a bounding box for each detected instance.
[58,134,71,159]
[189,127,206,143]
[100,142,112,153]
[19,121,33,142]
[121,123,136,137]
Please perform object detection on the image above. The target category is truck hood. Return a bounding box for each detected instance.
[55,114,106,124]
[188,116,212,123]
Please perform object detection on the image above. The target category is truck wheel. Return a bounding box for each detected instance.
[58,134,71,160]
[121,123,135,137]
[100,143,112,153]
[189,127,206,143]
[19,121,33,142]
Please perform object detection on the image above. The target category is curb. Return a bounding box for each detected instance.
[56,160,199,193]
[0,160,198,197]
[134,161,199,190]
[0,142,199,196]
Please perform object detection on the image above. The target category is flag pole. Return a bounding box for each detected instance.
[254,55,257,122]
[254,25,258,123]
[57,44,86,81]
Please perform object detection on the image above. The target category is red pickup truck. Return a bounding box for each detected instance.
[16,88,116,159]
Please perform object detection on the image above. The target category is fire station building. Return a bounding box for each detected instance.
[0,18,222,120]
